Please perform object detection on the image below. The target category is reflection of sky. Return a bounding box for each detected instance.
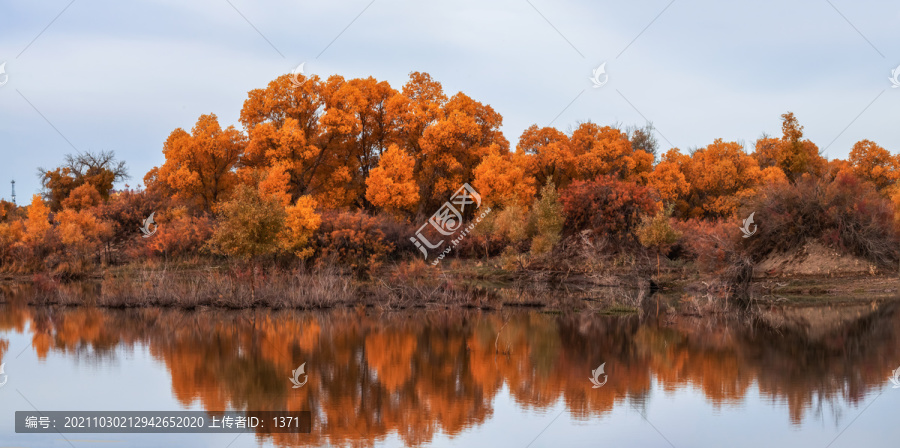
[2,325,898,448]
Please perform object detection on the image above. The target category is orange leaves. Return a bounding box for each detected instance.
[848,139,899,192]
[152,114,245,212]
[472,146,536,208]
[365,145,419,214]
[648,159,689,204]
[61,184,102,211]
[256,163,293,208]
[570,123,652,183]
[146,207,213,257]
[752,113,825,181]
[56,208,110,251]
[516,125,577,189]
[281,196,321,259]
[675,139,762,219]
[515,123,653,195]
[417,92,508,205]
[25,195,52,244]
[760,166,789,187]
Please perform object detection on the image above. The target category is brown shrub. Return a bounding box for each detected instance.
[316,211,413,278]
[671,219,736,273]
[560,176,658,250]
[145,208,214,259]
[742,171,900,266]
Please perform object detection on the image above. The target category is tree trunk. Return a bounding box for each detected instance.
[250,261,257,303]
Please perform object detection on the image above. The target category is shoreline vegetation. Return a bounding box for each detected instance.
[2,72,900,312]
[2,256,898,314]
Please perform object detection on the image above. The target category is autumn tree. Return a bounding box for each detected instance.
[209,185,287,298]
[56,208,111,263]
[648,151,690,204]
[61,184,102,211]
[148,114,245,212]
[391,71,448,157]
[529,180,564,255]
[415,91,508,214]
[570,122,653,183]
[209,185,286,260]
[472,146,536,208]
[366,144,419,214]
[39,150,128,211]
[752,113,825,181]
[327,76,402,186]
[240,73,403,209]
[515,125,577,190]
[280,196,321,259]
[673,139,762,219]
[636,204,681,279]
[24,195,52,244]
[848,139,899,193]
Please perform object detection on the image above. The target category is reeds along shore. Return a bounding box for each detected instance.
[7,258,664,312]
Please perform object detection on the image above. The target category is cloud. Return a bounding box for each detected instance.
[0,0,898,199]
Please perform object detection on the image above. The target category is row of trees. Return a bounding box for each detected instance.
[1,71,899,277]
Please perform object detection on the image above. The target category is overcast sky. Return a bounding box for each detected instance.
[1,0,899,201]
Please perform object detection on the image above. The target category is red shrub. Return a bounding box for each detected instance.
[316,211,413,277]
[672,218,736,273]
[560,176,658,249]
[145,210,214,259]
[743,171,899,265]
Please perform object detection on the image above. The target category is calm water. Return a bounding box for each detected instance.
[1,286,899,447]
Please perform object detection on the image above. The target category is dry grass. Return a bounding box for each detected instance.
[23,265,357,309]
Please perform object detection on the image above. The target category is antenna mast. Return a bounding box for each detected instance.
[10,180,15,205]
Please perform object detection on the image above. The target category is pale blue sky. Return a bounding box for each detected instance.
[1,0,899,201]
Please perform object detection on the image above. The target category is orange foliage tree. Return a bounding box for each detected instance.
[472,146,536,208]
[669,139,762,219]
[365,144,419,214]
[848,139,899,192]
[515,125,577,190]
[61,184,102,211]
[148,114,245,212]
[39,151,128,211]
[752,112,825,181]
[570,123,653,183]
[25,195,52,244]
[415,91,508,213]
[56,208,111,261]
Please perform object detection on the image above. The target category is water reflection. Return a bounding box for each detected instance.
[1,283,899,447]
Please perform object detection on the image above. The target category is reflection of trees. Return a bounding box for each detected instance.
[2,287,899,447]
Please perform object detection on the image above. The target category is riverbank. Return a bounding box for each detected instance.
[2,257,898,314]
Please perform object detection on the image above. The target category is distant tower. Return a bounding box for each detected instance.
[10,180,15,205]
